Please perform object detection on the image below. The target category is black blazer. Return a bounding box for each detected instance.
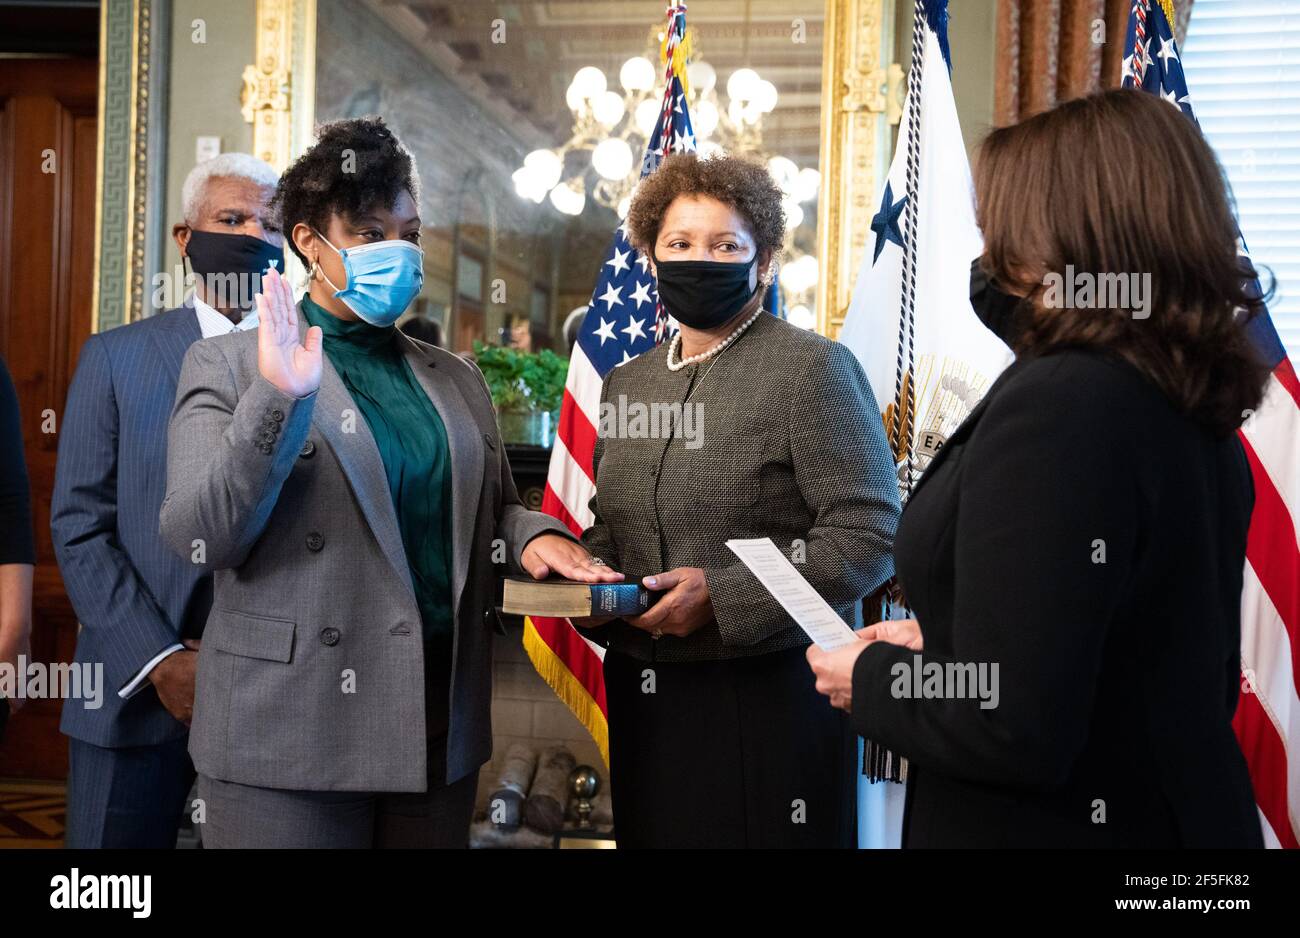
[852,349,1263,847]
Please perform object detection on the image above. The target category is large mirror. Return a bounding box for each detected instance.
[311,0,833,354]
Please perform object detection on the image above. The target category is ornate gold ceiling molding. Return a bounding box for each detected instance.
[241,0,316,171]
[815,0,894,338]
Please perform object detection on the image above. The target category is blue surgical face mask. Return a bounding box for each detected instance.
[316,231,424,327]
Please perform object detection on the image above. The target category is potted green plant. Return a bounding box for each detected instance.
[472,341,568,447]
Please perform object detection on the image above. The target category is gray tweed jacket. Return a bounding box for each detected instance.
[581,312,901,661]
[160,312,570,792]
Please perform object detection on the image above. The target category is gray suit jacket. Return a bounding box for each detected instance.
[580,312,901,661]
[160,310,569,791]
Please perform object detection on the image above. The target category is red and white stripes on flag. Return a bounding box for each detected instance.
[522,3,696,764]
[1233,359,1300,848]
[1125,0,1299,847]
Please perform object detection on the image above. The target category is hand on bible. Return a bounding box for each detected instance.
[521,534,624,584]
[256,267,322,399]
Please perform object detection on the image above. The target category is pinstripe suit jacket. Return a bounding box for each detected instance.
[160,308,570,791]
[580,312,902,661]
[52,307,212,748]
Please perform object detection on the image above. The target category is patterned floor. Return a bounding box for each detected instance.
[0,779,65,847]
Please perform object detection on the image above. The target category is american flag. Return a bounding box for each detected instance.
[1124,0,1300,848]
[522,2,696,763]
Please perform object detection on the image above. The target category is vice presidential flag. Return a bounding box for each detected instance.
[1125,0,1300,849]
[836,0,1013,848]
[524,3,696,764]
[838,1,1012,494]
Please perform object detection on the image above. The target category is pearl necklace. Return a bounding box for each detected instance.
[665,305,765,372]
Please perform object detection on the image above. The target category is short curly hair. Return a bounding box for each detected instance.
[625,153,786,262]
[272,116,420,265]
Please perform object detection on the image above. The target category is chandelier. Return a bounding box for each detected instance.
[512,52,819,227]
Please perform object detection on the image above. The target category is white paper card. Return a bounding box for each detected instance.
[725,537,860,650]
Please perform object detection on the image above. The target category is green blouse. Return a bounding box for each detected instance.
[302,295,454,645]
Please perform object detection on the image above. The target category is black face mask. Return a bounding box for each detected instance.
[184,229,285,310]
[969,257,1026,348]
[652,248,759,329]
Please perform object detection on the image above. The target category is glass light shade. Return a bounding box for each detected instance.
[787,304,816,330]
[754,79,779,113]
[565,81,586,112]
[694,99,720,138]
[783,255,820,293]
[592,91,626,128]
[741,101,763,125]
[524,149,563,191]
[616,195,631,219]
[794,167,821,203]
[620,56,656,92]
[512,167,547,204]
[783,199,805,230]
[592,138,634,181]
[768,156,799,192]
[727,67,760,102]
[698,139,725,159]
[635,99,660,136]
[687,60,717,95]
[549,180,586,216]
[571,66,607,101]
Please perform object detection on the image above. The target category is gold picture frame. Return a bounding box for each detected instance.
[93,0,893,337]
[241,0,892,338]
[240,0,316,172]
[815,0,896,338]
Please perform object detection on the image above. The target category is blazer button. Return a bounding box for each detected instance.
[320,627,341,647]
[258,443,272,455]
[271,408,285,422]
[483,432,496,450]
[299,440,316,459]
[306,531,325,552]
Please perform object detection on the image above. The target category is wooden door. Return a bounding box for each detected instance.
[0,57,98,779]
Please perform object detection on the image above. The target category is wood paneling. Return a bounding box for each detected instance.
[0,58,99,780]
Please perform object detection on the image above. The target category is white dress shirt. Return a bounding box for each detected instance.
[117,294,259,700]
[192,293,259,338]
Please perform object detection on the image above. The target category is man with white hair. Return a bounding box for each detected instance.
[51,153,282,848]
[174,151,283,329]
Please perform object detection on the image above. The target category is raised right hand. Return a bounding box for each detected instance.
[256,266,322,398]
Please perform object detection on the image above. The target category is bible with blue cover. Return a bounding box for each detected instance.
[500,577,657,617]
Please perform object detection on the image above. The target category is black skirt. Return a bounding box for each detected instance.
[604,644,856,848]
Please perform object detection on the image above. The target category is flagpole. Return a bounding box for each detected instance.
[893,1,927,499]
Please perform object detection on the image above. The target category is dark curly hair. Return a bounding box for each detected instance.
[271,116,420,265]
[975,89,1269,436]
[625,153,786,262]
